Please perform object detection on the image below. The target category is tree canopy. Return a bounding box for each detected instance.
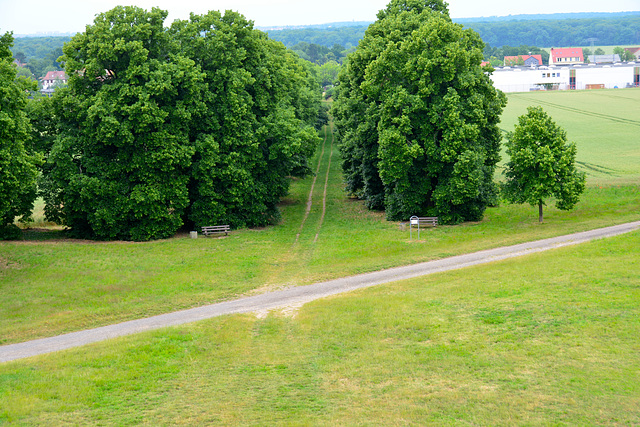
[0,31,41,239]
[333,0,506,223]
[502,106,586,223]
[39,7,321,241]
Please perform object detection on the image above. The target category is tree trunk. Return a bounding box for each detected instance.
[538,200,544,223]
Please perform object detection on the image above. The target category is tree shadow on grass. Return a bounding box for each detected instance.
[20,228,69,242]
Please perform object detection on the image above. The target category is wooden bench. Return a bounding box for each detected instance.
[201,225,230,236]
[413,217,438,227]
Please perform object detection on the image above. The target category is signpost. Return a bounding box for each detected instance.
[410,215,420,240]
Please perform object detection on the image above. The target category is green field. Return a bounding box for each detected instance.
[501,89,640,184]
[1,90,640,424]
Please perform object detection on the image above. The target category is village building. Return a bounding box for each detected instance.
[549,48,584,65]
[503,54,543,67]
[40,70,68,91]
[489,62,640,93]
[588,54,621,64]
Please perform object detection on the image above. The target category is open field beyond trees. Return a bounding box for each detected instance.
[1,89,640,424]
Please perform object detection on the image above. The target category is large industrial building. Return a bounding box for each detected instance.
[489,63,640,93]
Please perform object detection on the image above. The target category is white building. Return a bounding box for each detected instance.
[40,70,68,90]
[489,63,640,93]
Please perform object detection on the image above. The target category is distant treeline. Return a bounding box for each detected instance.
[10,36,69,78]
[267,14,640,49]
[267,26,367,49]
[289,42,351,65]
[11,13,640,76]
[467,15,640,48]
[455,11,640,23]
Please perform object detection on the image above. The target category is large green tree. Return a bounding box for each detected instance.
[170,10,320,229]
[41,7,320,240]
[502,106,586,223]
[0,31,41,239]
[333,0,506,223]
[44,7,204,240]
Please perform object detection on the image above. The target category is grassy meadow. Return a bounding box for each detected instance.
[1,90,640,424]
[501,89,640,184]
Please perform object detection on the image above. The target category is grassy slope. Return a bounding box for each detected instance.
[1,89,640,423]
[2,227,639,424]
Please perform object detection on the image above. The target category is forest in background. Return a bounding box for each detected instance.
[267,13,640,50]
[7,12,640,82]
[10,36,70,79]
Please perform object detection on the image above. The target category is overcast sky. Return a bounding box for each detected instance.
[1,0,639,35]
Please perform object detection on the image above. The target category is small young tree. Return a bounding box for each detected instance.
[503,106,586,223]
[613,46,635,62]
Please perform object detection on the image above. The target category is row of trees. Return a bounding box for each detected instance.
[2,6,324,241]
[333,0,585,224]
[1,2,588,240]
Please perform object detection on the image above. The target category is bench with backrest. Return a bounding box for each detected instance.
[201,225,230,236]
[415,217,438,227]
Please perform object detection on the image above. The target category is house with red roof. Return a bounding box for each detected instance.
[504,54,544,67]
[40,70,68,90]
[549,48,584,65]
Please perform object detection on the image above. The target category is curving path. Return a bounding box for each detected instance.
[2,220,639,363]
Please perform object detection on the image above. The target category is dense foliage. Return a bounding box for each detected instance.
[38,7,320,241]
[503,107,586,223]
[333,0,506,224]
[0,32,41,239]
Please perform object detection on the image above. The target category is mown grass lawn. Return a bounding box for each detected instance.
[2,230,639,424]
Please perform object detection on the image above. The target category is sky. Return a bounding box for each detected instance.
[1,0,639,35]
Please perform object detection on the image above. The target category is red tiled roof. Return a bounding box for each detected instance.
[41,71,68,81]
[504,55,543,65]
[550,48,584,61]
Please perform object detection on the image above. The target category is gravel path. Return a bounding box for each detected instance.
[2,221,639,363]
